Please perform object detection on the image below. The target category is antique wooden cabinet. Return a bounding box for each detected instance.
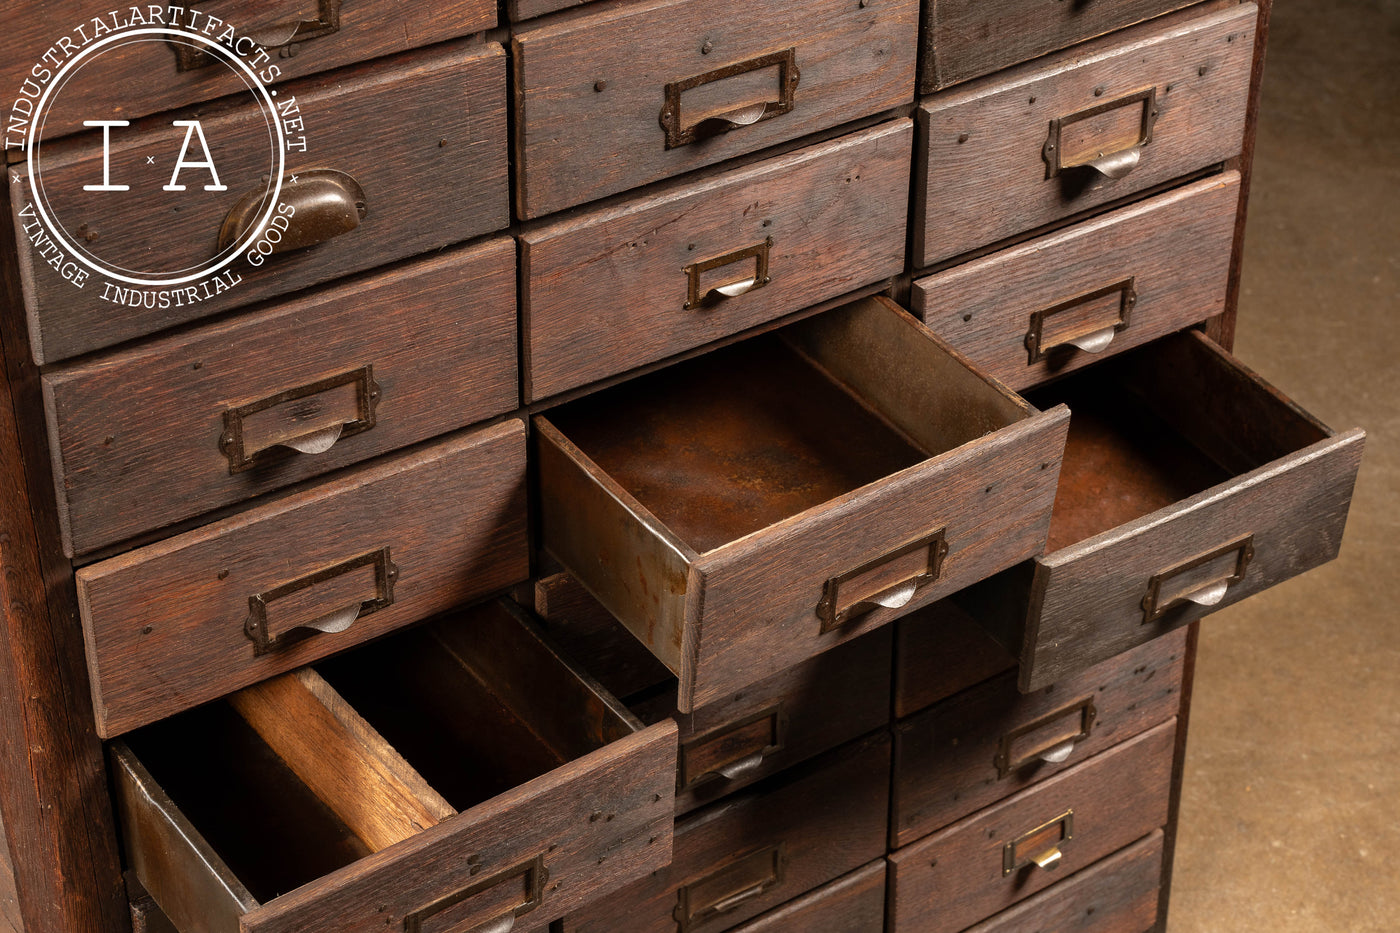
[0,0,1364,931]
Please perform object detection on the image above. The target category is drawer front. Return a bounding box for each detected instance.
[887,720,1175,933]
[892,628,1185,848]
[914,3,1254,267]
[46,237,517,557]
[963,830,1163,933]
[1020,334,1365,691]
[563,731,891,933]
[14,41,509,363]
[522,120,912,400]
[511,0,918,218]
[921,0,1201,91]
[730,860,886,933]
[893,600,1014,719]
[914,171,1239,392]
[688,407,1067,711]
[3,1,496,143]
[77,420,529,737]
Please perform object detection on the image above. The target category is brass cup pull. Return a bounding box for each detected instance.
[684,238,772,309]
[1044,87,1158,180]
[171,1,342,71]
[1032,849,1064,871]
[244,548,396,656]
[716,751,766,780]
[1142,534,1255,624]
[218,168,367,259]
[1004,810,1074,876]
[1025,279,1136,365]
[995,697,1097,778]
[816,529,948,633]
[1038,740,1076,764]
[404,855,547,933]
[221,366,380,474]
[675,845,785,932]
[678,707,784,791]
[661,49,800,149]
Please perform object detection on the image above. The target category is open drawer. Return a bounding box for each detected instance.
[534,295,1070,711]
[111,600,678,933]
[958,330,1365,691]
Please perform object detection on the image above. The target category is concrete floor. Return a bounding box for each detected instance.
[1168,0,1400,929]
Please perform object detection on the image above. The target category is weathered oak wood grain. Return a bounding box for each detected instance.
[888,721,1176,933]
[13,41,509,363]
[921,0,1201,91]
[913,171,1240,391]
[730,860,886,933]
[893,599,1015,719]
[0,1,496,147]
[45,236,517,556]
[521,120,911,399]
[915,3,1255,266]
[78,420,529,737]
[511,0,918,217]
[892,629,1186,847]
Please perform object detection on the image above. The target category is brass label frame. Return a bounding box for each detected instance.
[244,547,396,656]
[220,365,379,474]
[994,697,1097,778]
[1024,278,1137,364]
[816,528,948,633]
[1043,87,1158,178]
[403,854,548,933]
[683,237,772,309]
[1003,810,1074,876]
[660,49,800,149]
[1141,533,1255,624]
[674,844,786,932]
[677,705,786,791]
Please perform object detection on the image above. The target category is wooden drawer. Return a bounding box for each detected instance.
[562,731,891,933]
[112,600,677,933]
[510,0,918,219]
[77,420,529,738]
[2,1,496,143]
[914,3,1255,268]
[887,720,1175,933]
[891,629,1185,848]
[958,330,1365,691]
[893,599,1015,719]
[521,120,912,400]
[960,831,1164,933]
[730,860,886,933]
[45,237,517,557]
[13,40,509,363]
[913,171,1239,392]
[535,295,1070,712]
[920,0,1203,92]
[531,573,892,814]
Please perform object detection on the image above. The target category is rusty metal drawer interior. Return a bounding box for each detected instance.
[535,295,1069,712]
[112,599,677,933]
[959,329,1365,691]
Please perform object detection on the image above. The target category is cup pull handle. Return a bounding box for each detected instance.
[1024,279,1136,365]
[170,1,342,71]
[404,855,547,933]
[1142,534,1255,623]
[716,751,766,781]
[1032,849,1064,871]
[675,845,785,932]
[816,529,948,633]
[1084,146,1142,180]
[1038,739,1077,764]
[684,238,772,309]
[661,49,800,148]
[1004,810,1074,876]
[221,366,379,474]
[678,706,784,791]
[244,548,396,656]
[1044,87,1158,180]
[995,697,1097,778]
[218,168,367,260]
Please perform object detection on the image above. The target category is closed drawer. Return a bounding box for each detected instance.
[958,331,1364,691]
[962,831,1164,933]
[913,171,1239,392]
[893,600,1014,719]
[3,1,496,142]
[13,40,509,363]
[511,0,918,218]
[891,628,1185,848]
[730,860,886,933]
[521,119,912,400]
[532,573,892,814]
[535,296,1070,712]
[887,720,1175,933]
[920,0,1204,92]
[562,731,890,933]
[78,419,529,737]
[46,237,517,557]
[112,600,677,933]
[914,3,1254,267]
